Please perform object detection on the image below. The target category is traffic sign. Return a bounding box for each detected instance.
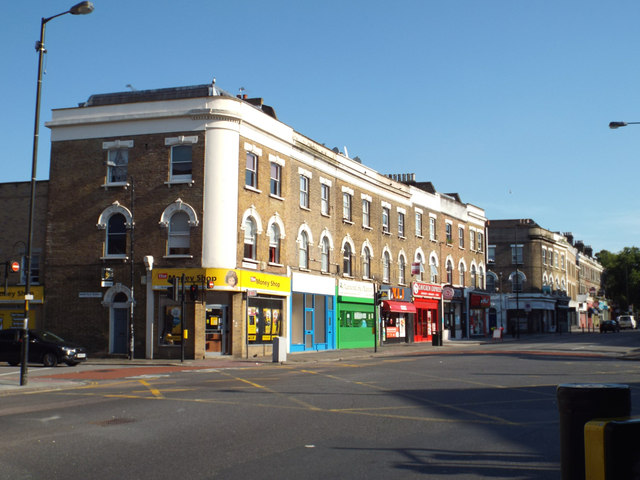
[10,261,19,273]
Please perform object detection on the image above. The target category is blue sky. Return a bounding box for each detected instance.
[3,0,640,254]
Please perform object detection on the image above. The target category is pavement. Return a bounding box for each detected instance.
[1,328,638,394]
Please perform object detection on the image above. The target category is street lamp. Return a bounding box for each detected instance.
[609,121,640,129]
[21,1,94,386]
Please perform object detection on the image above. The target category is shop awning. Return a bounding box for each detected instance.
[381,300,416,313]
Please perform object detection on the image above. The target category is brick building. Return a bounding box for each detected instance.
[41,81,488,359]
[486,219,606,334]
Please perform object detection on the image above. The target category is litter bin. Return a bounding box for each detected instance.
[432,331,442,346]
[557,383,630,480]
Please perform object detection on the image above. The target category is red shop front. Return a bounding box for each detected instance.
[469,292,491,336]
[412,281,442,342]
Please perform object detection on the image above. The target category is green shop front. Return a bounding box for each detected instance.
[336,278,375,349]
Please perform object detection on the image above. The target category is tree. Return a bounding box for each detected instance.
[597,247,640,313]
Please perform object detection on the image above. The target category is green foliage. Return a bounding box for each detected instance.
[597,247,640,311]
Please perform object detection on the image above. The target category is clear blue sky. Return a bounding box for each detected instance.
[3,0,640,254]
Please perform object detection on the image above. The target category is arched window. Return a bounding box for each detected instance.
[168,211,190,255]
[398,254,406,285]
[299,231,309,269]
[107,213,127,255]
[446,259,453,284]
[269,223,281,264]
[459,262,466,286]
[415,251,424,281]
[363,246,371,279]
[321,236,330,273]
[343,243,352,276]
[486,271,498,292]
[510,271,526,292]
[430,256,438,283]
[470,265,477,288]
[243,217,257,260]
[383,251,391,283]
[478,266,485,289]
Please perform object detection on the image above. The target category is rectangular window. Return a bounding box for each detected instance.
[299,175,309,208]
[458,227,465,248]
[470,230,476,251]
[342,193,352,222]
[321,184,330,215]
[488,245,496,263]
[430,217,437,241]
[21,253,41,285]
[362,199,371,228]
[398,212,405,237]
[446,223,452,244]
[512,244,524,265]
[246,152,258,188]
[415,212,422,237]
[382,207,390,233]
[477,232,484,252]
[171,145,192,181]
[270,162,282,197]
[107,149,128,183]
[542,248,547,265]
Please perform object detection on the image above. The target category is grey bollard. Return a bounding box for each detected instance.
[557,383,631,480]
[272,336,287,363]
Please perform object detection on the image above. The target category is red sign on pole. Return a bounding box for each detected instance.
[10,261,20,273]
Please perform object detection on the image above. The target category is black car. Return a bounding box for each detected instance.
[600,320,620,333]
[0,328,87,367]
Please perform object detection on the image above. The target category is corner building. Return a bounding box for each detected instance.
[44,82,487,359]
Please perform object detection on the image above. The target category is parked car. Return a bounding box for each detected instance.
[600,320,620,333]
[616,315,636,329]
[0,328,87,367]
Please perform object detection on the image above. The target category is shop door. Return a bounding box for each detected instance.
[304,303,314,349]
[111,308,128,354]
[205,305,229,355]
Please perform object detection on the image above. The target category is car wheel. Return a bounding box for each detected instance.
[42,352,58,368]
[64,361,79,367]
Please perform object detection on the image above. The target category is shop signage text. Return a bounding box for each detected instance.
[412,281,442,299]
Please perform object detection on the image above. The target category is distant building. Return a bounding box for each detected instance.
[487,219,606,335]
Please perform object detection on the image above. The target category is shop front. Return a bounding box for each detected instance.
[151,268,290,359]
[336,279,375,349]
[0,286,44,329]
[412,281,442,343]
[290,272,335,352]
[444,286,465,339]
[468,292,491,337]
[380,286,415,344]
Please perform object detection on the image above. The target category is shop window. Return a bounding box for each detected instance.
[247,296,283,345]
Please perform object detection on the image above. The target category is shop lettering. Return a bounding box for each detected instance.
[0,290,27,299]
[168,274,217,285]
[251,277,281,289]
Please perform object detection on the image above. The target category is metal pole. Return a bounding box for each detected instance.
[180,273,185,363]
[129,179,135,360]
[515,223,520,339]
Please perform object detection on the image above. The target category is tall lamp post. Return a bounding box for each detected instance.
[21,1,94,386]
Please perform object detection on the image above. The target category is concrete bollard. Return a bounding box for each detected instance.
[272,336,287,363]
[557,383,631,480]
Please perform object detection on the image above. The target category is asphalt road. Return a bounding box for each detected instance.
[0,330,639,479]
